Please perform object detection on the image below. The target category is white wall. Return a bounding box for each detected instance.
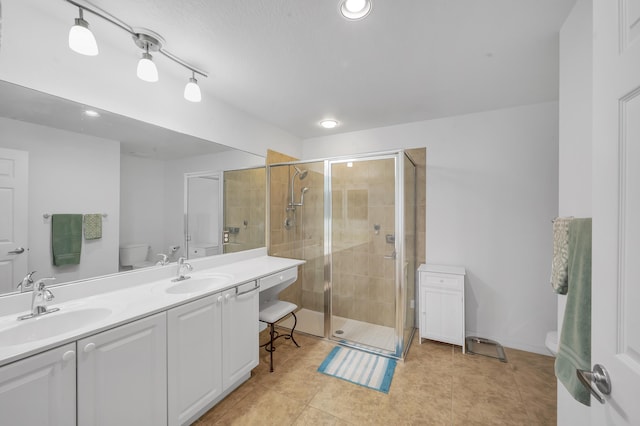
[302,102,559,354]
[0,117,120,283]
[557,0,593,423]
[120,155,166,265]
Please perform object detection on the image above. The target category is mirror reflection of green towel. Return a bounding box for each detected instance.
[52,214,82,266]
[84,214,103,240]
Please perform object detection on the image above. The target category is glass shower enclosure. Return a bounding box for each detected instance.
[268,151,416,359]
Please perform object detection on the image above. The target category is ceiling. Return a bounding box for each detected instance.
[7,0,577,140]
[0,80,231,160]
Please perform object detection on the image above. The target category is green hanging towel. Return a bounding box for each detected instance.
[51,214,83,266]
[554,218,592,406]
[84,214,103,240]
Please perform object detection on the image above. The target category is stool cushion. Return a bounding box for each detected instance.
[259,300,297,323]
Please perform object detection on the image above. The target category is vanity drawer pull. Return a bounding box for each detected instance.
[84,343,96,353]
[62,350,76,361]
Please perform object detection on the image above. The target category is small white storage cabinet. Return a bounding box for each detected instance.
[418,264,466,352]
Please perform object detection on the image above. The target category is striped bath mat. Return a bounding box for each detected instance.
[317,346,396,393]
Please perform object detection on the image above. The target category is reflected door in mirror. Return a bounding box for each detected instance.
[0,148,28,295]
[185,172,222,258]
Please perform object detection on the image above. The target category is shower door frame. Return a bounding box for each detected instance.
[323,151,415,359]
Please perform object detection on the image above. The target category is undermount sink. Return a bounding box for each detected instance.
[163,273,234,294]
[0,307,113,347]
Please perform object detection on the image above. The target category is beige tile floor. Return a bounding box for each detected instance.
[195,329,557,425]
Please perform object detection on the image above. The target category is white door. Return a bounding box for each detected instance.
[185,172,222,258]
[0,148,28,295]
[77,312,167,426]
[591,1,640,423]
[0,343,76,426]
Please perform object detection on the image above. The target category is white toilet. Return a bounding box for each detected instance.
[119,243,154,269]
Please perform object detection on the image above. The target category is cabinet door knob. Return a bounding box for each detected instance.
[217,295,223,303]
[84,343,96,353]
[225,293,231,301]
[62,350,76,361]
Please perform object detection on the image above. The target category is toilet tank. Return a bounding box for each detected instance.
[119,243,149,266]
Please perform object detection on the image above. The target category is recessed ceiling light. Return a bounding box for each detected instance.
[339,0,372,20]
[84,109,100,117]
[320,119,339,129]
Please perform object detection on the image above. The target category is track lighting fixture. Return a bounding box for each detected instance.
[183,72,202,103]
[68,8,98,56]
[64,0,207,101]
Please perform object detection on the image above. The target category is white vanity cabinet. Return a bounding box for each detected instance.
[77,312,167,426]
[222,281,259,388]
[167,280,259,426]
[0,342,76,425]
[418,264,466,352]
[167,294,223,426]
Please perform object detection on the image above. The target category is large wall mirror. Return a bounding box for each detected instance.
[0,80,266,296]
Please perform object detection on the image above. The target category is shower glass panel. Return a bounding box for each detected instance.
[268,151,416,359]
[268,161,326,337]
[329,157,397,353]
[402,153,417,358]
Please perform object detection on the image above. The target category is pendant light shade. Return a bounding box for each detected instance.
[137,51,158,82]
[184,76,202,102]
[68,10,98,56]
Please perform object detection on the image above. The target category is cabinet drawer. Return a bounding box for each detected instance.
[258,267,298,291]
[421,273,463,291]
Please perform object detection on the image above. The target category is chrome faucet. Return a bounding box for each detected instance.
[16,270,37,293]
[172,257,192,282]
[18,277,59,320]
[156,253,169,266]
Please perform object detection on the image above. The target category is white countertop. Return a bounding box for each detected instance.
[0,252,304,367]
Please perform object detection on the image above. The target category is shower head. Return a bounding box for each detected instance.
[293,165,308,180]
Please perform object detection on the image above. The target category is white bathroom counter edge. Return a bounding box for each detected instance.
[0,249,304,367]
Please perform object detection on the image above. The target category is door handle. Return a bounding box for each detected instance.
[576,364,611,404]
[7,247,25,254]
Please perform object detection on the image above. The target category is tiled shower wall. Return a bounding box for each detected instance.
[223,167,266,254]
[331,159,396,327]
